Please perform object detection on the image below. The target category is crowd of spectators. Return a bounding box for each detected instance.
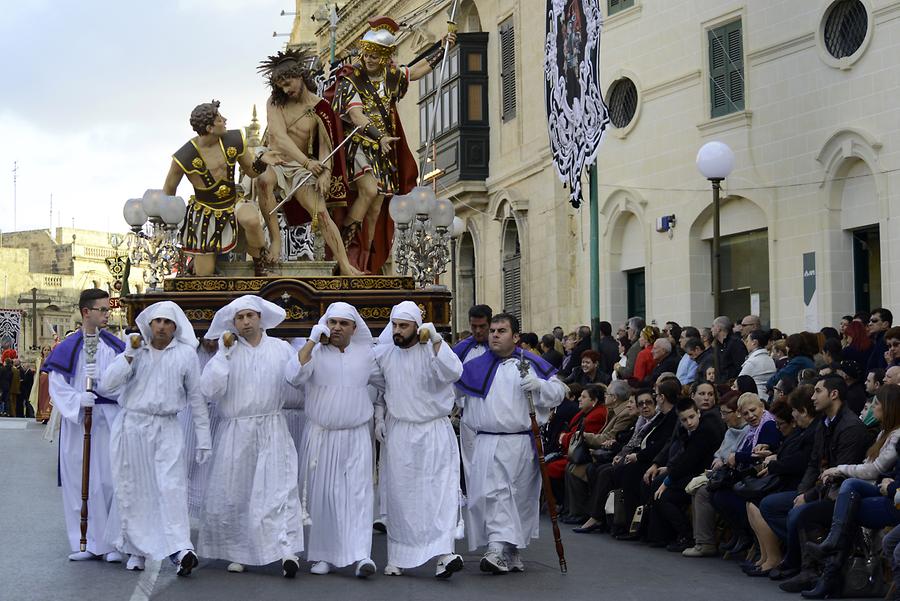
[491,308,900,599]
[0,350,36,418]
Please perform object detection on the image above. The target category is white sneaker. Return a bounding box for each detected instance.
[435,553,464,579]
[504,546,524,573]
[68,551,98,561]
[682,543,718,557]
[479,550,509,574]
[310,561,331,575]
[355,557,376,578]
[383,564,403,576]
[282,555,299,579]
[226,562,244,573]
[104,551,124,563]
[126,555,145,571]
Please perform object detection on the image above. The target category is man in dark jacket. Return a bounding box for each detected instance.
[597,321,620,375]
[686,338,713,383]
[641,339,680,388]
[764,375,872,591]
[837,359,867,415]
[19,362,35,418]
[645,398,725,550]
[866,308,893,371]
[712,316,748,383]
[540,334,563,370]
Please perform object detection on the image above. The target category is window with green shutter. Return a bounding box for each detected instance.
[708,20,744,118]
[499,17,516,121]
[608,0,635,16]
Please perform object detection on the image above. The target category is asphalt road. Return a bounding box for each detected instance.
[0,419,828,601]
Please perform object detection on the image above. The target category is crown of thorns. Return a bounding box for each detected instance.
[258,48,313,83]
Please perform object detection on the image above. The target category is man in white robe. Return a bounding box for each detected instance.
[179,336,219,521]
[197,295,304,577]
[285,302,381,577]
[373,301,465,578]
[455,312,566,574]
[284,338,308,460]
[45,288,125,563]
[102,301,211,574]
[452,304,492,493]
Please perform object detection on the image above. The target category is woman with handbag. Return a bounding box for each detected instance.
[546,385,608,523]
[566,381,637,530]
[683,390,749,557]
[574,389,656,534]
[799,383,900,598]
[743,387,819,576]
[709,393,783,556]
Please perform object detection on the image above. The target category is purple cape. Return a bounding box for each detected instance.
[455,347,557,399]
[43,329,124,404]
[452,336,485,362]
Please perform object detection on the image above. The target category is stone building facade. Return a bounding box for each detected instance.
[598,0,900,332]
[0,228,145,353]
[295,0,900,335]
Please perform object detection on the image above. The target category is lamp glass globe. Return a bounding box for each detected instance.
[450,216,466,238]
[696,141,735,180]
[160,196,186,226]
[123,198,148,228]
[408,185,437,217]
[430,197,455,228]
[141,189,166,218]
[389,193,414,224]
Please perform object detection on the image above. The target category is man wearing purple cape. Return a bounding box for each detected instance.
[455,312,566,574]
[44,288,125,562]
[452,304,492,492]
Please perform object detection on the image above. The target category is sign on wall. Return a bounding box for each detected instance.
[803,252,818,331]
[544,0,609,208]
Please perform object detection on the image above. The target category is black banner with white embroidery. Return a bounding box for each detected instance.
[545,0,609,208]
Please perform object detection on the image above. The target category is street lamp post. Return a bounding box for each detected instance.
[448,216,465,341]
[696,141,735,318]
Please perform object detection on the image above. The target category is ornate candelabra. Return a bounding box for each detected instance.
[388,186,464,288]
[122,189,185,290]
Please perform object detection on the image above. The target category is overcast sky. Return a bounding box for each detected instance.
[0,0,293,234]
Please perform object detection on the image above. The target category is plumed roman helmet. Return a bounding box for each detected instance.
[357,16,400,61]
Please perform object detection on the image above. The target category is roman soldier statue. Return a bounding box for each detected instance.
[331,16,455,273]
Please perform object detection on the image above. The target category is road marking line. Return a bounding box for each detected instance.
[128,559,161,601]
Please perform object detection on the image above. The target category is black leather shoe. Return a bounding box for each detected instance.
[744,566,772,578]
[666,537,693,553]
[723,536,751,558]
[768,563,800,581]
[779,571,818,593]
[614,532,642,542]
